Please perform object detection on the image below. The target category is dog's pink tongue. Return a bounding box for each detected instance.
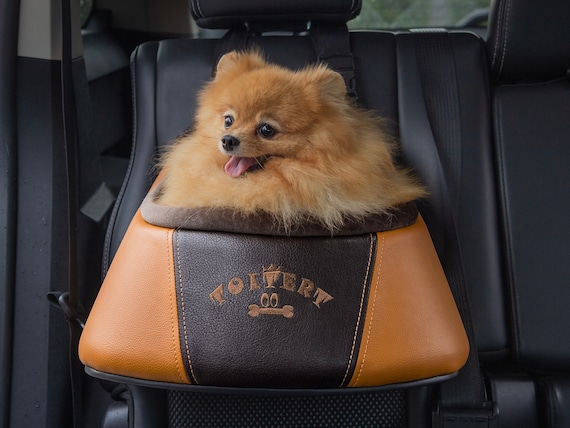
[224,156,256,177]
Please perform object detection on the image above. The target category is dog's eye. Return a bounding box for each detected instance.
[224,115,234,129]
[257,123,276,139]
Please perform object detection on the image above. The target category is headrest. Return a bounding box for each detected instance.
[487,0,570,82]
[190,0,362,30]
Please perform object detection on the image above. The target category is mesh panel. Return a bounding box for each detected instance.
[168,389,406,427]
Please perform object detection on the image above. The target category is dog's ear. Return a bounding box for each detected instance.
[306,66,347,102]
[215,50,266,79]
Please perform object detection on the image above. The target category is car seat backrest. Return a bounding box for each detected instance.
[486,1,570,424]
[487,0,570,371]
[487,0,570,83]
[104,0,370,271]
[394,31,506,357]
[101,0,507,424]
[106,0,506,366]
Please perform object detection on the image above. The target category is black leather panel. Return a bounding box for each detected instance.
[103,40,219,273]
[493,81,570,370]
[154,40,218,148]
[448,34,507,356]
[103,42,160,273]
[173,230,376,388]
[190,0,361,29]
[487,0,570,82]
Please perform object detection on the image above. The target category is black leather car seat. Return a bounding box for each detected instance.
[98,0,503,426]
[487,0,570,425]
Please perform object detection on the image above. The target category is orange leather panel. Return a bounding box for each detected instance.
[79,210,190,384]
[348,215,469,387]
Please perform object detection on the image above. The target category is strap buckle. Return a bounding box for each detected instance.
[433,402,499,428]
[48,291,86,328]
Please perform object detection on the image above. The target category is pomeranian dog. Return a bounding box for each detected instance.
[157,50,426,231]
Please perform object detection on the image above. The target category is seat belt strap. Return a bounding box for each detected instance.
[47,0,85,426]
[396,32,498,427]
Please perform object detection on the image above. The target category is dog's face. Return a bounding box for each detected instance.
[194,51,349,178]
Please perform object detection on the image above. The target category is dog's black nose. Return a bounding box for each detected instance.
[221,135,240,151]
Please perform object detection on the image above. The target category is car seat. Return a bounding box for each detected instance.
[92,0,506,426]
[486,0,570,425]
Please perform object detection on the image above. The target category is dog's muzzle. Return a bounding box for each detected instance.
[221,135,240,152]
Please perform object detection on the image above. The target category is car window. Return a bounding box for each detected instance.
[80,0,94,27]
[349,0,490,29]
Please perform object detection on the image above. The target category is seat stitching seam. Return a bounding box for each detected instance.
[497,0,511,77]
[168,229,186,383]
[340,233,375,387]
[353,233,385,386]
[102,50,141,275]
[192,0,204,18]
[176,232,198,383]
[493,93,521,353]
[490,0,503,69]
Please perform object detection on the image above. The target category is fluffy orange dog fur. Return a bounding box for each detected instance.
[157,51,426,231]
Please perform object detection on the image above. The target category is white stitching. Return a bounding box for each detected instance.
[192,0,204,19]
[176,232,198,383]
[492,0,511,76]
[490,1,503,68]
[340,233,376,387]
[167,229,186,383]
[497,0,511,77]
[353,233,385,386]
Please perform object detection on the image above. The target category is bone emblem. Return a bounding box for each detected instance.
[248,304,294,318]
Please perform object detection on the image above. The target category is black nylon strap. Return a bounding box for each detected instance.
[58,0,84,426]
[309,22,358,100]
[213,22,358,100]
[212,29,250,77]
[412,34,462,221]
[396,32,496,423]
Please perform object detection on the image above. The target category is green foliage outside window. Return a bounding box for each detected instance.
[349,0,490,29]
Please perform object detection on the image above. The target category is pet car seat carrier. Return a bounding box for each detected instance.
[78,0,506,426]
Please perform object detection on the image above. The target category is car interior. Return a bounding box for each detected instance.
[2,0,570,426]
